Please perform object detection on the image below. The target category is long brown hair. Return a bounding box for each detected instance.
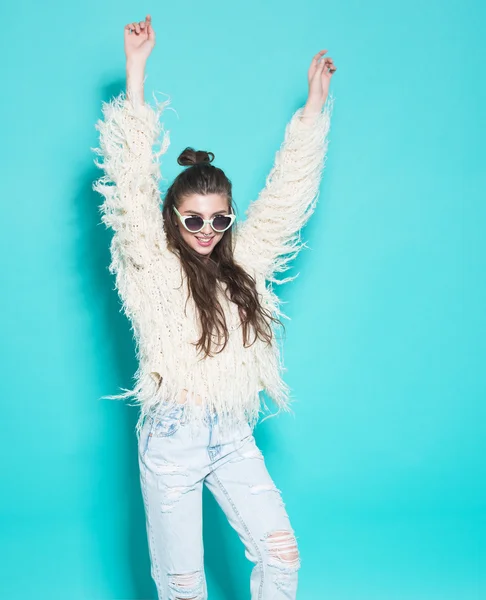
[162,147,282,358]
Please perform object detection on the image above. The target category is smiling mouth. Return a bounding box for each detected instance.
[195,236,214,245]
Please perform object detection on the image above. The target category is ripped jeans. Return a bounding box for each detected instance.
[137,401,301,600]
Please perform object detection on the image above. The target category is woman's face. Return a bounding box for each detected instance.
[175,193,230,257]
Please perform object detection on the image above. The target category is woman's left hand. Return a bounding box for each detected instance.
[305,50,337,113]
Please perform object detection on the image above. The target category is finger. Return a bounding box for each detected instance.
[320,56,333,68]
[311,52,325,69]
[322,58,334,71]
[139,21,146,29]
[312,49,327,64]
[146,15,154,37]
[322,62,337,76]
[317,56,328,72]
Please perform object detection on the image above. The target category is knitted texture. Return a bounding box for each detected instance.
[92,89,334,436]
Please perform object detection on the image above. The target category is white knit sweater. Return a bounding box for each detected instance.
[92,88,334,434]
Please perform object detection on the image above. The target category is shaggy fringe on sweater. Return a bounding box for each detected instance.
[91,84,334,438]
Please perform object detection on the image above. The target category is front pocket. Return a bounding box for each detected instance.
[152,403,185,438]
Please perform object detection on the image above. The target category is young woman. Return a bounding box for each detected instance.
[92,14,336,600]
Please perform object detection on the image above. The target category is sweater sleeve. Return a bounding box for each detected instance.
[234,94,335,283]
[91,89,172,273]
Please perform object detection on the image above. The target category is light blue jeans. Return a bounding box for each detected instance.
[137,401,301,599]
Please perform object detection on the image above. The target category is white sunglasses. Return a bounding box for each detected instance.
[173,206,236,233]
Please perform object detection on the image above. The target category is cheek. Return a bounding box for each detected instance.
[179,228,195,246]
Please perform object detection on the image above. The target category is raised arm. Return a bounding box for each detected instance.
[91,15,171,274]
[234,50,337,283]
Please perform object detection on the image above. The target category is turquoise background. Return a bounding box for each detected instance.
[1,0,484,598]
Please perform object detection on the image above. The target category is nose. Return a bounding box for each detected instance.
[200,221,212,235]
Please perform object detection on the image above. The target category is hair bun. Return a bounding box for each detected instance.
[177,147,215,167]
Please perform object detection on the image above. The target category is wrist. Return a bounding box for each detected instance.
[303,92,329,114]
[303,100,325,116]
[301,104,322,121]
[126,61,145,107]
[126,57,146,73]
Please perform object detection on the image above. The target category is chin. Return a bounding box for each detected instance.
[193,245,213,256]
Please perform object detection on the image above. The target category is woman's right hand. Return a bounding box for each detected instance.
[124,14,156,65]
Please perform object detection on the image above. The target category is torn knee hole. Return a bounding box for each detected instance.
[168,569,204,599]
[265,530,300,569]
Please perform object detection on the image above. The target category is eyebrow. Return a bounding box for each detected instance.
[182,209,229,216]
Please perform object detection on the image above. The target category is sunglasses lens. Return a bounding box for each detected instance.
[184,216,204,232]
[212,215,233,231]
